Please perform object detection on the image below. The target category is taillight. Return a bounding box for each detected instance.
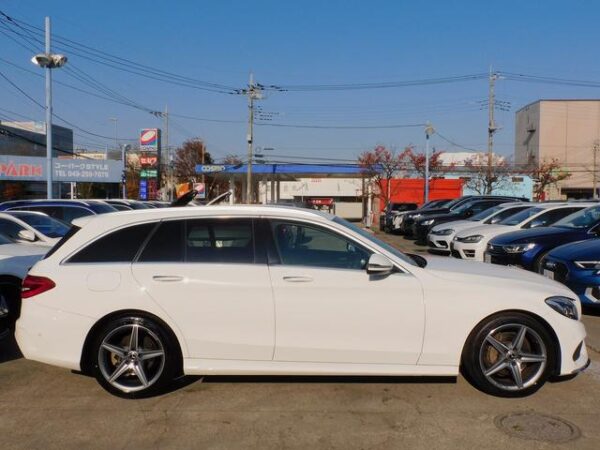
[22,275,56,299]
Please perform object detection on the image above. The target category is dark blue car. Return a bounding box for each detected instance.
[541,239,600,308]
[485,204,600,272]
[0,199,117,224]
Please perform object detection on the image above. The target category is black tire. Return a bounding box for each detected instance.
[461,312,556,397]
[0,281,21,339]
[89,314,181,399]
[533,250,552,274]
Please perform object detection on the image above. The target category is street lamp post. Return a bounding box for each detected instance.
[424,122,435,203]
[31,17,67,199]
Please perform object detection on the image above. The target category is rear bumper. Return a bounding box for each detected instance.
[15,301,93,371]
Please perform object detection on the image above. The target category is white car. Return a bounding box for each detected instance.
[451,203,593,261]
[427,202,531,253]
[16,206,588,398]
[0,234,48,338]
[0,211,71,246]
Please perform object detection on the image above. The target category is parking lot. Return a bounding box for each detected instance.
[0,232,598,450]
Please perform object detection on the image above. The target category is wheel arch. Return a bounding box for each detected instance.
[79,309,184,376]
[460,309,562,376]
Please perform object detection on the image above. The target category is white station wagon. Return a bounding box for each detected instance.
[16,206,588,398]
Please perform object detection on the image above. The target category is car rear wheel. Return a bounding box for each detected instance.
[90,314,180,398]
[462,312,556,397]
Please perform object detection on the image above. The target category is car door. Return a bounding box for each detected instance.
[131,217,275,361]
[265,219,425,365]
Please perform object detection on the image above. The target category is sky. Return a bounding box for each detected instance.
[2,0,600,163]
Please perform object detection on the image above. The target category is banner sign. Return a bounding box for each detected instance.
[193,182,206,199]
[140,169,158,178]
[139,179,148,200]
[140,128,161,152]
[0,155,123,183]
[198,164,226,173]
[140,155,158,167]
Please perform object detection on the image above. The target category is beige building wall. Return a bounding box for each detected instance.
[515,100,600,198]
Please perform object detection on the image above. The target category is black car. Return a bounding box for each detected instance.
[412,198,516,245]
[401,195,528,238]
[379,202,418,232]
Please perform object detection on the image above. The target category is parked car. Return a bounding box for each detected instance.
[412,198,518,245]
[16,205,587,398]
[485,204,600,272]
[541,239,600,309]
[102,199,152,210]
[0,233,48,339]
[0,199,117,224]
[379,202,418,232]
[427,202,531,253]
[401,195,528,237]
[391,199,453,234]
[0,211,71,246]
[452,203,589,262]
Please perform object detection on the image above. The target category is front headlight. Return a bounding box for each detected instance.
[545,296,579,320]
[458,234,483,243]
[504,243,536,254]
[432,228,454,236]
[422,219,435,226]
[410,214,422,219]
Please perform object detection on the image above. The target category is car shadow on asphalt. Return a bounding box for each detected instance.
[583,306,600,317]
[199,375,458,384]
[0,333,23,364]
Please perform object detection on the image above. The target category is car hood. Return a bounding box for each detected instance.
[0,243,49,258]
[423,255,573,295]
[490,226,585,245]
[454,223,516,239]
[548,238,600,261]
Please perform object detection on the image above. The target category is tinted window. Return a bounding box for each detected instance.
[68,223,156,263]
[138,220,184,262]
[553,205,600,229]
[270,220,370,270]
[185,219,254,263]
[523,207,584,229]
[62,207,94,224]
[0,218,25,240]
[486,206,530,224]
[499,207,540,226]
[9,212,70,238]
[87,202,118,214]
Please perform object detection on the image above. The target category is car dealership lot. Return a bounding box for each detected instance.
[1,231,600,449]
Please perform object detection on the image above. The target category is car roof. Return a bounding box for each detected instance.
[0,199,104,207]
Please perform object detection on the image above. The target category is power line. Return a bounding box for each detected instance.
[255,122,426,129]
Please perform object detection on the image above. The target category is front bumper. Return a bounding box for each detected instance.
[542,258,600,306]
[15,301,94,371]
[428,235,451,252]
[450,241,485,261]
[555,317,588,376]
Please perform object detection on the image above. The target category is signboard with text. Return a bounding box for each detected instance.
[139,128,161,153]
[0,155,122,183]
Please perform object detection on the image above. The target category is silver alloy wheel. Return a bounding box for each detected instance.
[479,323,547,391]
[98,322,166,393]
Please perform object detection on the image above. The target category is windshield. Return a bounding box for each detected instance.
[469,205,503,222]
[9,212,71,238]
[0,233,13,245]
[452,200,479,214]
[553,205,600,229]
[444,198,464,209]
[333,217,417,266]
[499,206,540,226]
[87,202,118,214]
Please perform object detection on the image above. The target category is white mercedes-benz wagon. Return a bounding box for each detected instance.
[16,206,588,398]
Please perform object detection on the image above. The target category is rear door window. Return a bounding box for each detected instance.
[185,219,255,264]
[68,223,156,263]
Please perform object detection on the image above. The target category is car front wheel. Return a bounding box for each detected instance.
[462,312,556,397]
[90,314,180,398]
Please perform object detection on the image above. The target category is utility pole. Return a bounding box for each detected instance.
[163,105,171,201]
[487,68,499,194]
[593,140,599,199]
[44,17,53,199]
[424,123,435,203]
[245,73,262,203]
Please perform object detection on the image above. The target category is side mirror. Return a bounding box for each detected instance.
[17,229,36,242]
[529,219,545,229]
[366,254,394,275]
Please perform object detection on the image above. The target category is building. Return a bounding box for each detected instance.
[0,121,73,157]
[515,100,600,199]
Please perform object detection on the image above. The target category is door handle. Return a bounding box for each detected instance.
[152,275,184,282]
[282,276,313,283]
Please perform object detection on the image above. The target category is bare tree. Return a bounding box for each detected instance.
[174,138,213,183]
[358,145,404,207]
[529,158,571,201]
[462,153,515,195]
[400,146,452,179]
